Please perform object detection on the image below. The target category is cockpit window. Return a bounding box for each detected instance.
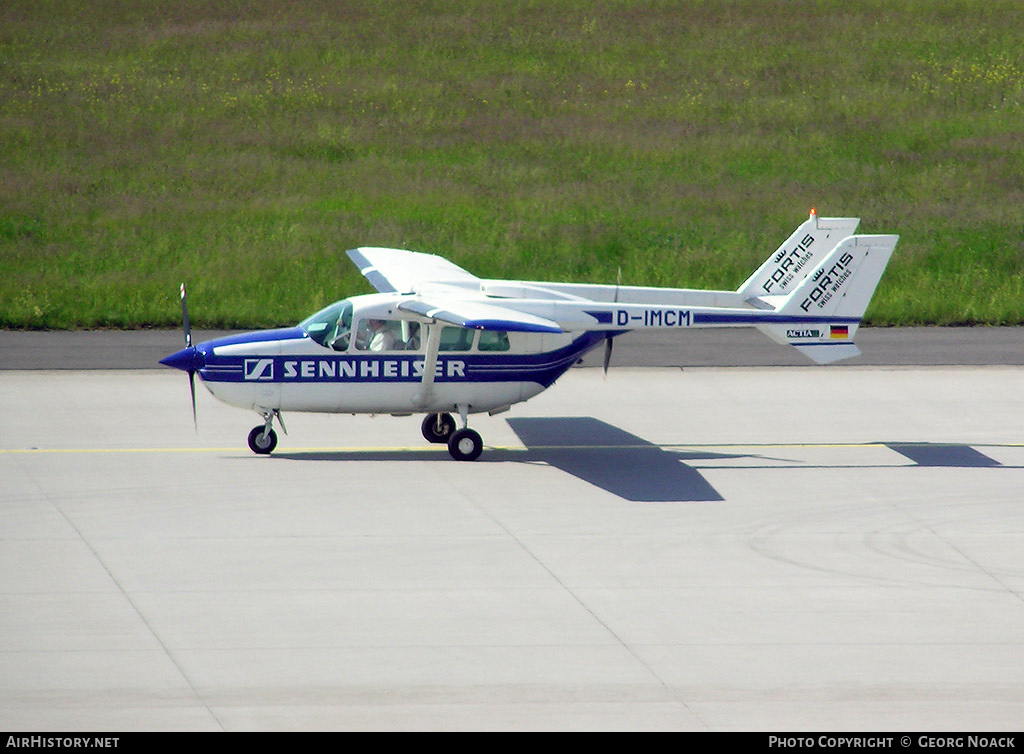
[303,307,510,354]
[301,300,353,350]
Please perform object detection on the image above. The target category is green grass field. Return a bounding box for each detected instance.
[2,0,1022,329]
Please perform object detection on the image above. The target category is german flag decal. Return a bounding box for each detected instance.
[830,325,849,339]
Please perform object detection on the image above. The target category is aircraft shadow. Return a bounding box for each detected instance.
[270,417,761,503]
[505,416,730,503]
[262,431,1013,503]
[882,442,1003,467]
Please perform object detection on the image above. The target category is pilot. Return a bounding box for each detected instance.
[367,319,396,351]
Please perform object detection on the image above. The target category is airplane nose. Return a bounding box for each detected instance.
[159,345,205,373]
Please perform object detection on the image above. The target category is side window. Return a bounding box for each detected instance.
[399,321,422,351]
[355,319,421,351]
[478,330,510,352]
[438,326,474,352]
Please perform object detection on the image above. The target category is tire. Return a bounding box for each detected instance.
[247,426,278,454]
[421,413,456,444]
[447,428,483,462]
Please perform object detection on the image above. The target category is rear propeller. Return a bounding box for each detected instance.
[602,267,621,378]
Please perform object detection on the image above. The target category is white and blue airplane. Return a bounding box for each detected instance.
[161,210,897,460]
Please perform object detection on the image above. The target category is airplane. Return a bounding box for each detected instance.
[160,209,897,461]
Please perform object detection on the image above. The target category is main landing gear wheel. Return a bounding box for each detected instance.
[421,412,456,444]
[447,428,483,462]
[247,426,278,454]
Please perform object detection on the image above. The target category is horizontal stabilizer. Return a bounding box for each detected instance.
[755,321,864,364]
[793,341,861,365]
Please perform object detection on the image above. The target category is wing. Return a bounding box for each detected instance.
[398,298,563,334]
[347,247,481,294]
[348,247,561,332]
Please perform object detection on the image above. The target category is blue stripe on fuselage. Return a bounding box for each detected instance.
[196,332,607,388]
[692,313,861,326]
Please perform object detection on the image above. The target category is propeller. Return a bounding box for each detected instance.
[183,283,197,429]
[603,267,621,378]
[159,282,204,430]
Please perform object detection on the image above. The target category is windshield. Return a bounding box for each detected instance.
[300,300,353,349]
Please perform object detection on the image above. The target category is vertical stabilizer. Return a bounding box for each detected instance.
[755,234,898,364]
[737,209,860,300]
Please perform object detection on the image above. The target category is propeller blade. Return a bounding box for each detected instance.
[188,369,197,431]
[180,282,192,348]
[169,282,198,430]
[603,267,621,379]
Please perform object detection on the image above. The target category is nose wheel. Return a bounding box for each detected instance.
[248,409,285,455]
[248,426,277,454]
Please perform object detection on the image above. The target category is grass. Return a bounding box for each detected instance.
[1,0,1023,329]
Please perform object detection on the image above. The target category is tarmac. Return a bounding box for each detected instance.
[1,328,1023,730]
